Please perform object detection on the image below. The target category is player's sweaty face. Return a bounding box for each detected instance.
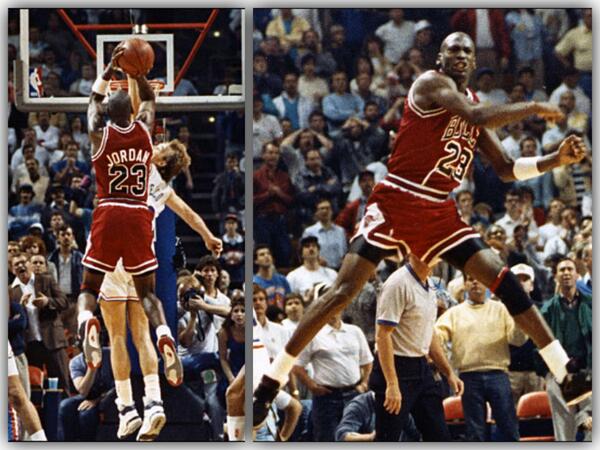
[439,37,475,80]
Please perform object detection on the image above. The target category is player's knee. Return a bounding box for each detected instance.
[491,269,533,316]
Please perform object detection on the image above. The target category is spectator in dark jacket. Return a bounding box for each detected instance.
[48,224,83,338]
[254,142,295,267]
[212,153,245,232]
[293,149,341,227]
[9,252,71,395]
[219,214,245,289]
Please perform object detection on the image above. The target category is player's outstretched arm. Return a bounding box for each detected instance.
[478,128,587,182]
[134,75,156,130]
[165,191,223,257]
[414,73,564,129]
[88,44,126,150]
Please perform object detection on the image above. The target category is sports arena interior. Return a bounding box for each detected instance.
[252,8,592,441]
[8,7,244,441]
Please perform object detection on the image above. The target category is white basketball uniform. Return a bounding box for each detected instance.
[99,164,173,302]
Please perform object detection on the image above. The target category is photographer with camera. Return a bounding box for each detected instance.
[177,270,230,440]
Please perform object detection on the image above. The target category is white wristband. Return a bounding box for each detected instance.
[513,156,541,180]
[92,78,109,96]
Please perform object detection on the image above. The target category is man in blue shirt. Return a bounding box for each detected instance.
[273,71,315,130]
[322,71,363,137]
[58,348,114,441]
[253,244,291,310]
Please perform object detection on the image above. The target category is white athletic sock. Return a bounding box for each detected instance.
[77,310,94,329]
[539,339,569,383]
[143,374,161,402]
[265,351,297,386]
[155,325,173,340]
[226,416,245,441]
[115,379,134,406]
[29,429,47,441]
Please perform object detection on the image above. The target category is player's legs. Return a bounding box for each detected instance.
[132,271,183,387]
[226,366,245,441]
[127,301,159,377]
[126,300,165,442]
[78,268,105,368]
[100,300,142,439]
[254,237,392,426]
[8,375,46,441]
[442,239,591,405]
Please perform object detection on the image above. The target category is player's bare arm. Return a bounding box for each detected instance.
[166,192,223,257]
[413,72,564,129]
[478,127,587,182]
[88,44,126,151]
[134,75,156,130]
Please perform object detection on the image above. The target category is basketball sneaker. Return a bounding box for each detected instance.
[157,335,183,387]
[80,317,102,369]
[560,370,592,407]
[116,401,142,439]
[136,398,166,442]
[252,375,280,428]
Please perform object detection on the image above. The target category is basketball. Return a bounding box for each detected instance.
[117,38,154,77]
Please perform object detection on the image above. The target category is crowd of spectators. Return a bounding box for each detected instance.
[8,8,244,441]
[253,8,592,441]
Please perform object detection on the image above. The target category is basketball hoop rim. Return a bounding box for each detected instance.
[108,79,166,94]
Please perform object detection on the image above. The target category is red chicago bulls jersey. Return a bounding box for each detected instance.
[92,120,153,204]
[386,74,480,201]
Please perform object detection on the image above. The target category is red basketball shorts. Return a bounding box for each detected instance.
[82,204,157,275]
[352,181,480,265]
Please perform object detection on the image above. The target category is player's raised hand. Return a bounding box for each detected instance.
[207,236,223,257]
[534,102,565,123]
[557,134,587,165]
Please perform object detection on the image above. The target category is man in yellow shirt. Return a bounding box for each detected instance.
[266,9,311,53]
[555,9,592,101]
[435,274,528,441]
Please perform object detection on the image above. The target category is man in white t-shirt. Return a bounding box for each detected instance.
[375,9,415,64]
[286,236,337,297]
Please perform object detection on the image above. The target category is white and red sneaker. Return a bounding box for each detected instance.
[80,317,102,369]
[157,336,183,387]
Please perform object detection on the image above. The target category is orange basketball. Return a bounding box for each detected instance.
[117,38,154,77]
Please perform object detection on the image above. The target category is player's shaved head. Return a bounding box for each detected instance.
[107,89,132,124]
[440,32,474,52]
[437,32,476,88]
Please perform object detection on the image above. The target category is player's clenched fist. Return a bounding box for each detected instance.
[557,134,587,165]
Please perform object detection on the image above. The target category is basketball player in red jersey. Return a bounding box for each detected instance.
[254,32,590,426]
[78,44,183,388]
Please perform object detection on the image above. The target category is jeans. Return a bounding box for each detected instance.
[312,389,359,441]
[460,371,519,441]
[57,395,99,441]
[370,356,449,442]
[181,353,225,441]
[254,214,291,267]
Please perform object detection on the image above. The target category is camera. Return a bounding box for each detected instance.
[180,287,203,311]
